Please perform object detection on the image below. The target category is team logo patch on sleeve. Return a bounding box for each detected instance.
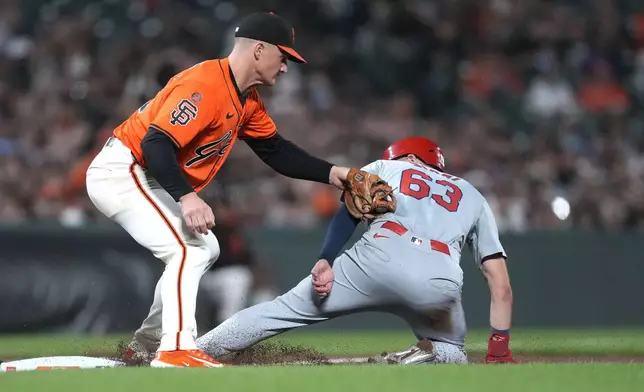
[170,99,198,126]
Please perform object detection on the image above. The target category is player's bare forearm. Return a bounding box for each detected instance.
[481,257,513,330]
[489,285,513,330]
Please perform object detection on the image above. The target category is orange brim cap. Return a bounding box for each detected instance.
[278,45,306,64]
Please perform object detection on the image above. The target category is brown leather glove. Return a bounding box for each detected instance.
[342,168,397,219]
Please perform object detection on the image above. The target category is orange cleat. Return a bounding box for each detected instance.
[150,349,225,368]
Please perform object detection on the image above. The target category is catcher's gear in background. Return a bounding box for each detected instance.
[342,168,396,219]
[383,137,446,171]
[485,333,517,364]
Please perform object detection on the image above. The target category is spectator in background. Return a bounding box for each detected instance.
[524,60,579,121]
[0,0,643,232]
[461,49,523,104]
[578,59,630,115]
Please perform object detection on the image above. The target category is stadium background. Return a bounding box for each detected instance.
[0,0,643,335]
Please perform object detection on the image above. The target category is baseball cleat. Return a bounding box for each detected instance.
[150,349,225,368]
[382,339,437,364]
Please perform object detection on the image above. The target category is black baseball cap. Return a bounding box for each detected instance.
[234,12,306,64]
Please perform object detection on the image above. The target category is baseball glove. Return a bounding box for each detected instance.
[343,168,396,219]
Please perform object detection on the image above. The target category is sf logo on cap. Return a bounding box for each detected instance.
[170,99,198,126]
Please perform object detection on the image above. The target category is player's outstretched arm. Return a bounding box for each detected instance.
[481,256,516,364]
[244,134,351,189]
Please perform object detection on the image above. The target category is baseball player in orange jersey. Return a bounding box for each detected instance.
[85,12,357,368]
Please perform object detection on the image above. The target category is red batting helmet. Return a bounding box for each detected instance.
[382,137,446,171]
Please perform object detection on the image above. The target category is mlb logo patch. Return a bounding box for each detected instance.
[411,237,423,246]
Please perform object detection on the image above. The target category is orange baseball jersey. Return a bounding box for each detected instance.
[114,58,276,192]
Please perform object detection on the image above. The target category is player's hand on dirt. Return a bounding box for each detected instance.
[329,166,351,190]
[179,192,215,234]
[311,259,334,298]
[485,333,517,364]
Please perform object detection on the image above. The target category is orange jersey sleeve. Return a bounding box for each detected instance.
[147,82,220,148]
[238,90,277,139]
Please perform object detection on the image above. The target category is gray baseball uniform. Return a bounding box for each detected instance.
[196,160,506,361]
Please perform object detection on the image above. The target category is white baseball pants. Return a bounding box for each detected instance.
[85,137,220,351]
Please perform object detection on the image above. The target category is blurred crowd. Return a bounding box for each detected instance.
[1,0,644,232]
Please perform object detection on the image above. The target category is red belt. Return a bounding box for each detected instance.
[381,221,451,256]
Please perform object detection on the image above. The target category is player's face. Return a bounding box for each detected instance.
[257,44,288,86]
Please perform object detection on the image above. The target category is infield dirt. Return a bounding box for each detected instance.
[115,341,644,367]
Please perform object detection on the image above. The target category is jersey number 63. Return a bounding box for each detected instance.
[399,169,463,212]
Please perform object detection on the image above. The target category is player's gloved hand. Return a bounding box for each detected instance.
[342,168,396,219]
[311,259,334,298]
[485,333,517,364]
[179,192,215,234]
